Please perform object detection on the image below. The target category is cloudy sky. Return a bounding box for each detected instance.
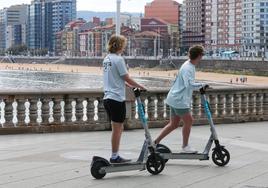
[0,0,183,12]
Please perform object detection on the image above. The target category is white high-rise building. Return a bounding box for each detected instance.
[242,1,268,57]
[205,0,242,53]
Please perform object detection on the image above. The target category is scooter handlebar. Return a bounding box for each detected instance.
[133,88,147,97]
[199,84,210,94]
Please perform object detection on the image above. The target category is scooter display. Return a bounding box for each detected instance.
[91,88,165,179]
[157,86,230,167]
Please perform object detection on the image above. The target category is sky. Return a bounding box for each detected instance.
[0,0,183,12]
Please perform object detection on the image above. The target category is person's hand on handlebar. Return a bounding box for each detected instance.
[132,87,147,92]
[199,84,210,94]
[126,82,147,91]
[139,86,147,92]
[202,84,210,90]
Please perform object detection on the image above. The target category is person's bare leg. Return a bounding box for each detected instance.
[111,122,124,153]
[154,115,180,144]
[181,113,193,147]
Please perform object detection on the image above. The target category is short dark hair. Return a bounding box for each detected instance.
[189,45,204,60]
[107,35,127,53]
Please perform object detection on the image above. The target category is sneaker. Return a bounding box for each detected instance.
[109,156,131,163]
[181,145,198,154]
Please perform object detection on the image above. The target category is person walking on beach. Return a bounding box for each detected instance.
[103,35,146,163]
[154,45,207,153]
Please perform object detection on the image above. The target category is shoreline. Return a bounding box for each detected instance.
[0,62,268,87]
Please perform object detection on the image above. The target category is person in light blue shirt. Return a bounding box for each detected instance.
[103,35,146,163]
[154,45,206,153]
[103,53,128,102]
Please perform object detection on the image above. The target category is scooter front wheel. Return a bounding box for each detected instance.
[146,153,165,175]
[212,147,230,167]
[91,160,109,179]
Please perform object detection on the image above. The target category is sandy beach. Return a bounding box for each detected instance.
[0,62,268,87]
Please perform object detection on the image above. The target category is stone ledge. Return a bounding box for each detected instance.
[0,123,110,135]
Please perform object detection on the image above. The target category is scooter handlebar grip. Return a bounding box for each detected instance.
[133,88,147,97]
[199,84,210,94]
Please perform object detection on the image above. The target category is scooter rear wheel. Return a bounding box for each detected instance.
[146,153,165,175]
[91,160,109,179]
[212,147,230,167]
[156,144,171,163]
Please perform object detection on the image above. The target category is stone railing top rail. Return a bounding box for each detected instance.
[0,88,103,95]
[0,87,267,95]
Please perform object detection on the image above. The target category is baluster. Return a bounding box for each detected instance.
[3,98,14,127]
[241,94,248,116]
[209,94,217,116]
[41,98,50,125]
[248,93,255,116]
[156,95,165,120]
[125,87,135,126]
[87,98,95,122]
[24,100,30,125]
[263,93,268,119]
[29,98,38,126]
[192,94,200,119]
[131,100,137,120]
[53,97,62,125]
[164,100,170,120]
[217,94,224,117]
[97,98,106,122]
[64,97,73,123]
[71,101,76,122]
[147,96,155,121]
[49,101,54,123]
[233,94,240,120]
[17,99,26,126]
[256,93,262,116]
[76,98,84,123]
[225,94,232,116]
[154,99,157,119]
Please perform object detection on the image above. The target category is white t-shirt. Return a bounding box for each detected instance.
[103,53,128,102]
[166,60,203,109]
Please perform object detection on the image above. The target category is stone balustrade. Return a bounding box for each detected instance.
[0,87,267,134]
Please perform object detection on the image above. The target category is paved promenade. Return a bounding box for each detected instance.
[0,122,268,188]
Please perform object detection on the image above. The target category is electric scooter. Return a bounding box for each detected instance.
[90,88,165,179]
[157,85,230,167]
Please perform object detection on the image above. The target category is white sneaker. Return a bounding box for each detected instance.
[181,145,198,153]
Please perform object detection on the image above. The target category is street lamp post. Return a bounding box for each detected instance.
[116,0,121,36]
[262,47,265,61]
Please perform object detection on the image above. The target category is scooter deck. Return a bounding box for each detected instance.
[103,162,146,173]
[161,152,209,160]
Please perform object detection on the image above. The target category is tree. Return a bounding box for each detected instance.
[30,48,48,56]
[6,44,28,55]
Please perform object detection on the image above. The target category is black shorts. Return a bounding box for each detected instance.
[103,99,126,123]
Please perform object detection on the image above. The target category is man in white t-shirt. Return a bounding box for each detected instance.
[103,35,146,163]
